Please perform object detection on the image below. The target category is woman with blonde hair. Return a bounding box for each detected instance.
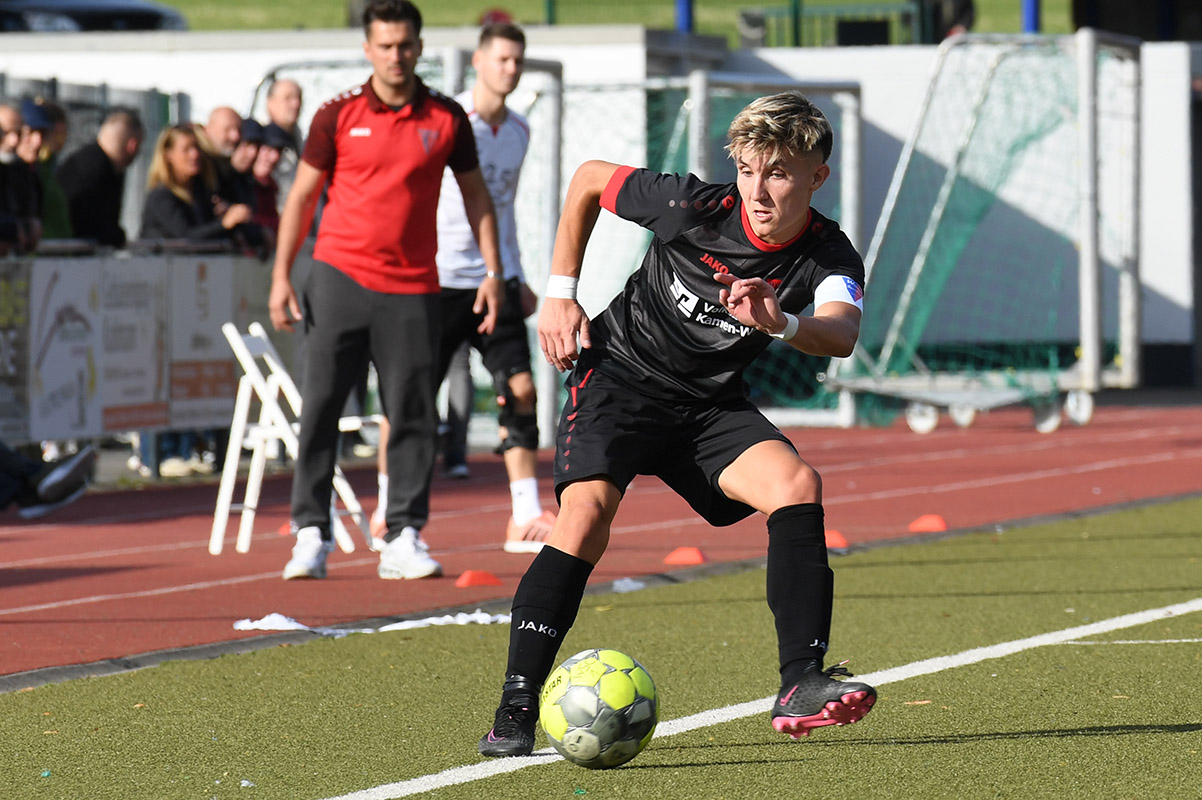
[139,124,250,240]
[136,124,253,479]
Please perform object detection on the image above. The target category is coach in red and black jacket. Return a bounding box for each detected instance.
[268,0,505,581]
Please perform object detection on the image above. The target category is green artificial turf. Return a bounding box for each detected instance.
[3,496,1200,798]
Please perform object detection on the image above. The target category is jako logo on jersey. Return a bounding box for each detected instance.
[418,128,440,153]
[349,127,372,137]
[699,252,730,274]
[517,620,558,637]
[844,276,864,301]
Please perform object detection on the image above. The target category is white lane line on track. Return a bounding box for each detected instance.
[319,596,1202,800]
[0,499,517,536]
[826,448,1202,504]
[0,516,712,615]
[0,559,375,616]
[4,448,1200,612]
[629,446,1202,503]
[6,419,1199,536]
[819,424,1202,474]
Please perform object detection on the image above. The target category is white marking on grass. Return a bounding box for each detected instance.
[320,596,1202,800]
[1055,638,1202,645]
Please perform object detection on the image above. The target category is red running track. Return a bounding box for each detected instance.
[2,400,1201,682]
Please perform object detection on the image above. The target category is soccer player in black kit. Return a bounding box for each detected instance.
[479,91,875,757]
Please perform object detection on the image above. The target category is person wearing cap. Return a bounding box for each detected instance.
[22,99,72,240]
[222,117,262,209]
[195,114,266,257]
[251,122,294,237]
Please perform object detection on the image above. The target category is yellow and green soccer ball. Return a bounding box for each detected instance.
[539,648,658,769]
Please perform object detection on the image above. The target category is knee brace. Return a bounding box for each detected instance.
[494,370,539,452]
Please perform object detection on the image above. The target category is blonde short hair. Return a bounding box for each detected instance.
[726,91,833,166]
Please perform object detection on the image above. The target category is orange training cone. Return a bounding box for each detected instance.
[825,529,849,550]
[663,546,707,566]
[456,569,503,588]
[908,514,948,533]
[278,522,291,536]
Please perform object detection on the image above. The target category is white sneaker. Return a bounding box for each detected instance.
[158,456,194,478]
[378,526,442,580]
[283,527,333,580]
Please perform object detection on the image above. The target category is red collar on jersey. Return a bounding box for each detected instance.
[740,203,811,252]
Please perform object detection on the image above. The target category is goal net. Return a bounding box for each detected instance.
[828,31,1141,431]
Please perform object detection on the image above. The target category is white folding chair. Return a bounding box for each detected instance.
[210,321,381,555]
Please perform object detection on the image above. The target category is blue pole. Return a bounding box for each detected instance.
[676,0,693,34]
[1021,0,1041,33]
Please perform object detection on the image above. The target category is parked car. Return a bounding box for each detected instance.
[0,0,187,32]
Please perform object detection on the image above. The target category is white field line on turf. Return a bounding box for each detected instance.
[1055,638,1202,645]
[320,596,1202,800]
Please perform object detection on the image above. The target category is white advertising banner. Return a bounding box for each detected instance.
[28,260,103,442]
[166,255,238,429]
[0,253,274,445]
[100,258,169,432]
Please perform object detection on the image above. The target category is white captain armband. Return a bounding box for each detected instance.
[813,274,865,311]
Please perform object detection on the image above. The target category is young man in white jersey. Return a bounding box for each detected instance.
[372,21,555,555]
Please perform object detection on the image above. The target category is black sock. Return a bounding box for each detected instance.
[504,546,594,692]
[766,503,833,687]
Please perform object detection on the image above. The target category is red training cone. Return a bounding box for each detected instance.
[908,514,948,532]
[456,570,503,588]
[663,546,707,566]
[825,529,849,550]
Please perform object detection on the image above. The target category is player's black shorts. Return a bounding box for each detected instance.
[438,278,532,384]
[553,365,794,526]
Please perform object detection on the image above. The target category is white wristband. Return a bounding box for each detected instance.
[545,274,578,300]
[770,312,800,341]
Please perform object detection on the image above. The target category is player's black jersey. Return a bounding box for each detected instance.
[583,166,865,401]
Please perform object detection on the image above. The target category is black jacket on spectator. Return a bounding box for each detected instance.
[139,180,228,241]
[57,141,128,247]
[0,160,42,250]
[214,156,257,209]
[1,160,42,219]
